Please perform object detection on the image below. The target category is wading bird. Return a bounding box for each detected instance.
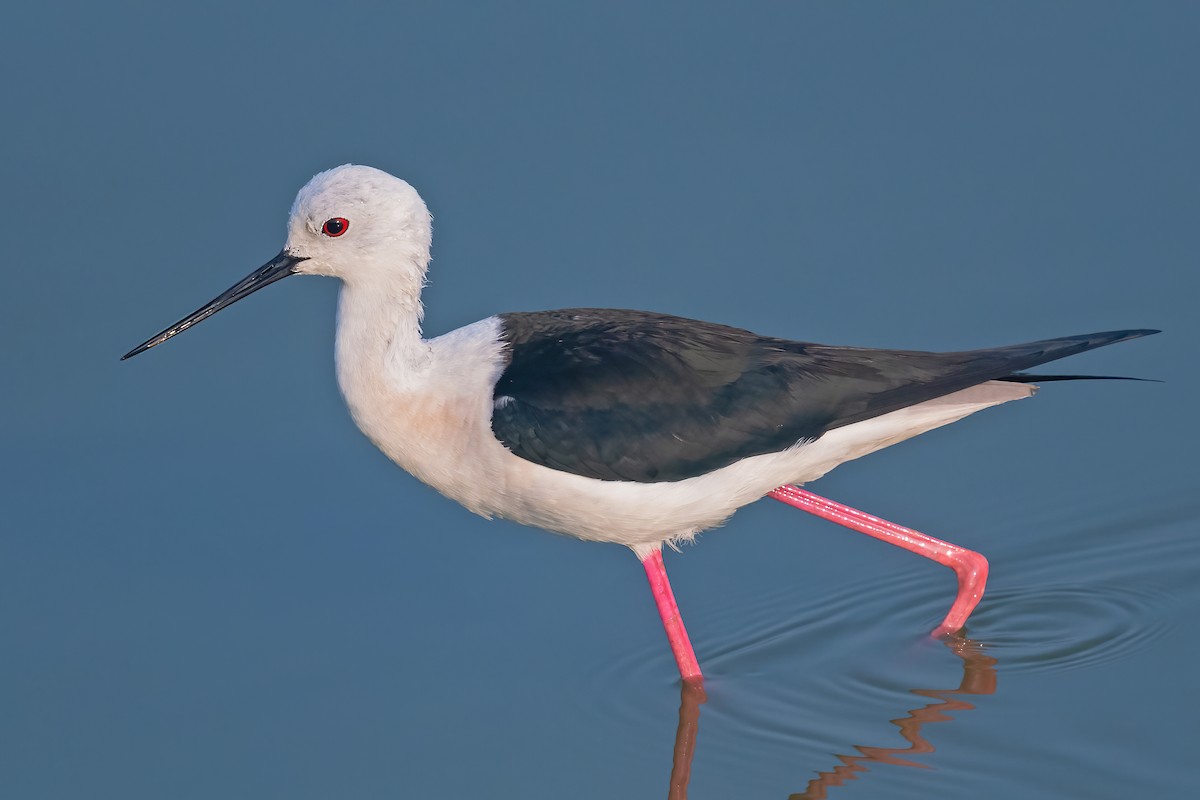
[124,165,1156,683]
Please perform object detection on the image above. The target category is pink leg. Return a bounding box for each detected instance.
[642,550,703,683]
[768,485,988,636]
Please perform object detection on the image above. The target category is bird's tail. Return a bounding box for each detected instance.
[985,328,1161,383]
[999,373,1161,383]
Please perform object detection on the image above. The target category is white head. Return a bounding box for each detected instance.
[122,165,432,359]
[286,164,432,282]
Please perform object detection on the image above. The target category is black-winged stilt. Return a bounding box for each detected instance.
[123,165,1157,683]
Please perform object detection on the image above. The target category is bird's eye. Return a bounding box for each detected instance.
[322,217,349,237]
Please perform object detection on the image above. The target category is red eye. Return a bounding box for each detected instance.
[322,217,349,237]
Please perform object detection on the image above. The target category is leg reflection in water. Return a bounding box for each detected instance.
[663,635,997,800]
[668,680,707,800]
[787,635,997,799]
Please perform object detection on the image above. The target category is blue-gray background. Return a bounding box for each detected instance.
[2,3,1197,798]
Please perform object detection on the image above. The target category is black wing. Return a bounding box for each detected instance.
[490,309,1156,482]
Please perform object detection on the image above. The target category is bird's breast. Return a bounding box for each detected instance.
[334,317,515,516]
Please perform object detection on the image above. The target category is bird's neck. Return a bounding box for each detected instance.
[335,270,432,389]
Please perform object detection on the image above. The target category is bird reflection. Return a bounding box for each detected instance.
[663,635,997,799]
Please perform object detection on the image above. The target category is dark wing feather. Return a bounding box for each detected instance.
[491,309,1156,482]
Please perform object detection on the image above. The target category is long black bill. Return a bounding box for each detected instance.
[121,251,307,360]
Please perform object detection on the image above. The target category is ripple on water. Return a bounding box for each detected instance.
[583,560,968,759]
[592,561,923,687]
[584,563,1175,766]
[966,582,1173,674]
[576,488,1196,791]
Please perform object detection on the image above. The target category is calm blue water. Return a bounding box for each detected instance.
[2,3,1198,798]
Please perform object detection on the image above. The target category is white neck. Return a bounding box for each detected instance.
[335,266,432,397]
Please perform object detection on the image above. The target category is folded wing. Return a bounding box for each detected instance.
[490,309,1156,483]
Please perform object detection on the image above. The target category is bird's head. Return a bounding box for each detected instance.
[122,164,432,360]
[286,164,432,281]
